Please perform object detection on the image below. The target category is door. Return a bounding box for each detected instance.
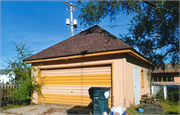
[134,67,140,105]
[39,65,112,107]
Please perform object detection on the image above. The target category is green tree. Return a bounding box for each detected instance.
[4,41,42,104]
[5,41,32,81]
[77,1,179,69]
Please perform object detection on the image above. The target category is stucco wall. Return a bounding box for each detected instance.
[31,54,152,108]
[31,66,39,104]
[125,55,151,107]
[112,59,125,107]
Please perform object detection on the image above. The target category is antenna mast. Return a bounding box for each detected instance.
[63,1,78,36]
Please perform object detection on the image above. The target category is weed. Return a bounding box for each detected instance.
[1,107,5,110]
[127,108,138,114]
[1,104,26,111]
[22,102,27,106]
[126,103,139,114]
[31,102,36,105]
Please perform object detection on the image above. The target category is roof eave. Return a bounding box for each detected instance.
[24,48,154,66]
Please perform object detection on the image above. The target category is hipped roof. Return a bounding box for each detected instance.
[25,25,132,61]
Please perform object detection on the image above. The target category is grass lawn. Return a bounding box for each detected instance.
[126,100,180,114]
[160,101,180,114]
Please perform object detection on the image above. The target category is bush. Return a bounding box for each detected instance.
[167,87,179,102]
[5,41,43,105]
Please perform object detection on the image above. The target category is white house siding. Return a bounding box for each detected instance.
[0,71,15,84]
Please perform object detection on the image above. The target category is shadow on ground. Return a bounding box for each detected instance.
[140,104,165,114]
[67,106,92,115]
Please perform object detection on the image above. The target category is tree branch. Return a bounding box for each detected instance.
[142,1,177,14]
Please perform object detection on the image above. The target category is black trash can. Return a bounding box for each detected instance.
[88,87,111,114]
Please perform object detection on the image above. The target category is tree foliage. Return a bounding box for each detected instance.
[5,41,32,81]
[77,1,179,68]
[4,41,42,103]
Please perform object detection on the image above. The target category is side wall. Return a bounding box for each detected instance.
[125,55,151,107]
[31,66,39,104]
[174,75,180,83]
[31,54,152,108]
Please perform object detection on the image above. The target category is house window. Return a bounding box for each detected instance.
[153,76,174,82]
[153,77,157,82]
[163,77,166,82]
[9,73,12,77]
[168,76,174,81]
[158,77,161,82]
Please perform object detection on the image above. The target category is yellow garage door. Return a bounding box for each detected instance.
[39,65,112,107]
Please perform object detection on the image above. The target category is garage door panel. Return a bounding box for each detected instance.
[41,67,111,76]
[41,85,111,90]
[39,94,111,107]
[42,82,111,85]
[40,74,111,86]
[41,72,111,76]
[41,74,111,79]
[39,66,112,107]
[41,75,111,81]
[43,80,111,83]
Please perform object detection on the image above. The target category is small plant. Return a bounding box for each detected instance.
[1,104,21,111]
[1,107,5,111]
[126,103,139,114]
[31,102,36,105]
[22,102,27,106]
[127,108,139,114]
[7,104,14,108]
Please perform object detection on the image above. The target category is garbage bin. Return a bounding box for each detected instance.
[88,87,111,114]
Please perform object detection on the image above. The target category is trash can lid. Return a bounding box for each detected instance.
[89,87,110,91]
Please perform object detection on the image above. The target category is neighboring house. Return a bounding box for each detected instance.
[151,63,179,100]
[24,25,154,108]
[0,69,15,84]
[152,63,180,84]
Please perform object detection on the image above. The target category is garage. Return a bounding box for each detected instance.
[38,65,112,107]
[25,25,154,108]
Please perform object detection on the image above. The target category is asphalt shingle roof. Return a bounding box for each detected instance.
[25,25,132,61]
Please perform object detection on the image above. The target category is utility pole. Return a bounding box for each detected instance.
[63,2,78,36]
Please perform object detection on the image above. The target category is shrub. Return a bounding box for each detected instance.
[167,87,179,102]
[4,41,43,105]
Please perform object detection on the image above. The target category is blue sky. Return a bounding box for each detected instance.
[0,1,132,69]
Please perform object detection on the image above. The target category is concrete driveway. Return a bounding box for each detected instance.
[1,104,74,115]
